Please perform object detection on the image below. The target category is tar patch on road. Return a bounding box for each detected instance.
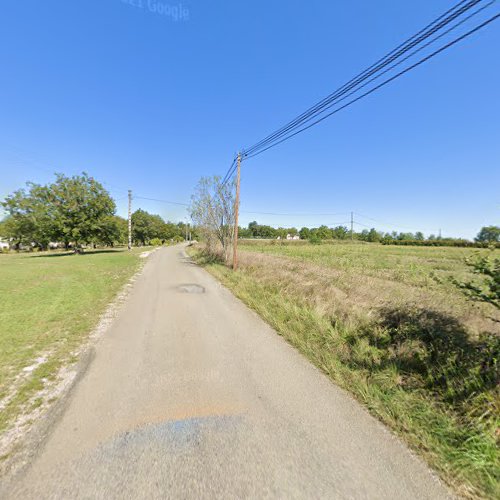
[177,284,206,294]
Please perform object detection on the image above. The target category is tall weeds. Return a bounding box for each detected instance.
[191,244,500,498]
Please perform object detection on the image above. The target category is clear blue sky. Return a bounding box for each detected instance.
[0,0,498,238]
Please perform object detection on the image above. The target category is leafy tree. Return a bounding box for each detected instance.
[238,226,252,238]
[316,225,332,240]
[131,209,166,245]
[259,225,277,238]
[276,227,287,239]
[398,232,415,241]
[247,222,277,239]
[1,183,54,249]
[248,221,259,237]
[359,229,369,241]
[332,225,349,240]
[2,173,116,251]
[96,215,128,247]
[381,232,394,243]
[114,216,129,244]
[415,231,425,241]
[476,226,500,243]
[46,173,116,249]
[299,227,310,240]
[164,221,182,240]
[367,228,381,242]
[309,234,322,245]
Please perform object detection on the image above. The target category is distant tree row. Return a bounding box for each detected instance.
[0,173,192,250]
[236,221,500,246]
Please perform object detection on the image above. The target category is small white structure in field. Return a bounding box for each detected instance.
[0,238,9,250]
[286,234,300,240]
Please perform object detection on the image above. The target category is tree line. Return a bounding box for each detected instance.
[0,173,192,250]
[237,221,500,245]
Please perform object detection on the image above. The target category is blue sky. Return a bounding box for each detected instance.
[0,0,498,239]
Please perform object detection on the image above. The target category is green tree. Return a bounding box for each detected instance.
[164,221,182,240]
[131,209,166,245]
[2,173,117,251]
[96,215,128,247]
[332,225,348,239]
[398,232,415,241]
[1,183,54,249]
[276,228,287,239]
[367,228,381,242]
[238,226,252,238]
[359,229,369,241]
[316,225,332,240]
[46,173,116,249]
[415,231,425,241]
[475,226,500,243]
[299,227,310,240]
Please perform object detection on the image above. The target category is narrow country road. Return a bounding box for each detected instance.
[3,245,450,499]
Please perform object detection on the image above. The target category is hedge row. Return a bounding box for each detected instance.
[381,239,499,248]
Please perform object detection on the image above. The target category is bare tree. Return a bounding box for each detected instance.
[190,176,235,264]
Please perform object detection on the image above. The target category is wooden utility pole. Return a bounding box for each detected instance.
[128,190,132,251]
[232,153,242,270]
[350,211,354,241]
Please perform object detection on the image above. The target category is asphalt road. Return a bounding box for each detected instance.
[3,246,450,499]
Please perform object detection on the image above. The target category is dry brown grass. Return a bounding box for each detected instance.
[191,242,500,498]
[237,249,500,336]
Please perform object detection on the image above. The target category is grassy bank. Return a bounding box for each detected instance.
[0,248,145,437]
[191,242,499,498]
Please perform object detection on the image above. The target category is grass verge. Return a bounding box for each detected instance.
[190,243,499,499]
[0,248,145,437]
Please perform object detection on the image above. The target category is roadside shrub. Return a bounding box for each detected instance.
[347,306,500,434]
[309,235,322,245]
[150,238,163,247]
[453,251,500,310]
[382,239,499,248]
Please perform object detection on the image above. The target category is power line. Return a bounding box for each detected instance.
[243,10,499,160]
[132,195,352,218]
[242,0,490,158]
[353,221,373,229]
[220,1,495,184]
[243,0,484,158]
[244,0,494,159]
[355,212,427,232]
[242,210,350,217]
[221,156,238,186]
[134,196,190,207]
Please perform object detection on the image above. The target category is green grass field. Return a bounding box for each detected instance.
[0,248,144,438]
[192,241,500,498]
